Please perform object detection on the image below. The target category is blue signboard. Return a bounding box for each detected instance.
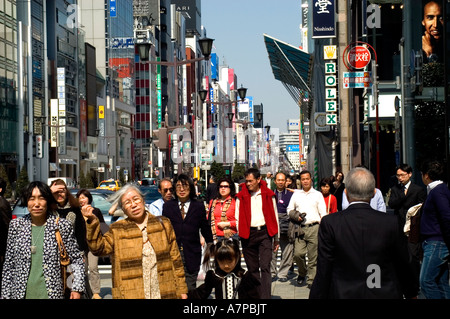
[110,0,117,17]
[248,96,253,123]
[312,0,336,38]
[210,87,215,113]
[211,53,218,80]
[286,145,300,152]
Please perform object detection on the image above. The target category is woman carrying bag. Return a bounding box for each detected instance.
[208,177,238,243]
[1,181,85,299]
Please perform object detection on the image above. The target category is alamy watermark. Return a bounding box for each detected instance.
[170,124,281,167]
[366,264,381,289]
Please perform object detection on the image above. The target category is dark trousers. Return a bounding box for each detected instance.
[241,227,273,299]
[179,246,198,292]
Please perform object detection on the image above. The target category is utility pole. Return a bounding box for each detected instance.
[444,0,450,181]
[338,1,351,174]
[402,1,416,174]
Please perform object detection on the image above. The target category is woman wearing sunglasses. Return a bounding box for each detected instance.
[208,177,238,243]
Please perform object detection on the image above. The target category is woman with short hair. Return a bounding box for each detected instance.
[82,183,188,299]
[1,181,85,299]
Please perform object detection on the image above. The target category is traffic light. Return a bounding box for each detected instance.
[152,127,168,151]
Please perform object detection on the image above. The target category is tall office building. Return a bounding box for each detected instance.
[80,0,135,182]
[0,0,18,183]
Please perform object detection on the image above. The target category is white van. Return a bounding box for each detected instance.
[48,177,76,189]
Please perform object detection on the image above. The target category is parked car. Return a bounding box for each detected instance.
[69,188,122,225]
[140,178,157,186]
[96,179,121,192]
[139,185,161,205]
[11,201,27,220]
[12,188,122,226]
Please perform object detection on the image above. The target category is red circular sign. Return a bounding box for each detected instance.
[347,46,371,69]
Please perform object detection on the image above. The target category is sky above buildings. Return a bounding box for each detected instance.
[202,0,304,133]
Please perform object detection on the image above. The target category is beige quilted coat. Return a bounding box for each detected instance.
[85,213,188,299]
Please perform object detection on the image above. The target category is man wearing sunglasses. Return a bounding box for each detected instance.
[148,178,174,216]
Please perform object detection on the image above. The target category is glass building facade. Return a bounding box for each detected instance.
[0,0,18,181]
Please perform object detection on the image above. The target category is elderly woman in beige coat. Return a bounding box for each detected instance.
[81,184,187,299]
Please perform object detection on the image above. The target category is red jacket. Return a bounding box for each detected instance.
[236,180,278,239]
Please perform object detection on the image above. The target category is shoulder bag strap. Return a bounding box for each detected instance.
[55,217,70,266]
[209,200,218,242]
[327,195,331,214]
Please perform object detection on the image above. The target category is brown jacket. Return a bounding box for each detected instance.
[86,213,188,299]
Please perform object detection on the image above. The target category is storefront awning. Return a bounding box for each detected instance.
[50,163,61,171]
[263,34,314,117]
[59,159,77,165]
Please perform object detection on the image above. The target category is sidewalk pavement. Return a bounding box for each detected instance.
[271,275,310,299]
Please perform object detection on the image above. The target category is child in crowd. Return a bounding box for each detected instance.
[188,238,260,299]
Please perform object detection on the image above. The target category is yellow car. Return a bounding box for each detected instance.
[96,179,121,192]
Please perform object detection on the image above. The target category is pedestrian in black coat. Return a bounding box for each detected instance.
[163,174,213,291]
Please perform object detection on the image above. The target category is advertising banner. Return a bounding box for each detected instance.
[312,0,336,38]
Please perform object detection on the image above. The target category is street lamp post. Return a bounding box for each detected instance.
[199,86,248,166]
[135,37,214,177]
[226,111,262,169]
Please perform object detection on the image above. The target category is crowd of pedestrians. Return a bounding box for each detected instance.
[0,160,449,299]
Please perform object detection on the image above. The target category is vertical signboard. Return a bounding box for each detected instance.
[36,135,43,158]
[301,0,309,51]
[98,105,105,137]
[80,99,88,153]
[312,0,336,38]
[209,87,215,114]
[110,0,117,18]
[157,57,162,127]
[57,68,66,155]
[248,96,254,124]
[324,45,337,125]
[211,53,219,80]
[58,117,66,155]
[57,68,66,118]
[50,99,58,147]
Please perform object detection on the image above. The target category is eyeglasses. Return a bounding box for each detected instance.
[219,185,230,189]
[175,184,189,190]
[162,188,173,193]
[396,173,408,178]
[122,197,143,208]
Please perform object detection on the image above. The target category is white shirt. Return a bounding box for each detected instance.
[178,200,190,214]
[427,180,444,194]
[342,188,386,212]
[235,188,280,235]
[404,180,411,192]
[148,198,164,216]
[287,187,327,224]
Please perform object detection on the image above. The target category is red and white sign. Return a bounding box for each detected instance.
[347,46,371,69]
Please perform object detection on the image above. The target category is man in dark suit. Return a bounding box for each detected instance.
[309,167,418,299]
[388,163,427,284]
[388,163,427,225]
[163,174,213,291]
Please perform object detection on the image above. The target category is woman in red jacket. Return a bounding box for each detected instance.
[208,177,238,243]
[320,177,338,214]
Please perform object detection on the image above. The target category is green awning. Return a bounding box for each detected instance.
[264,34,314,117]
